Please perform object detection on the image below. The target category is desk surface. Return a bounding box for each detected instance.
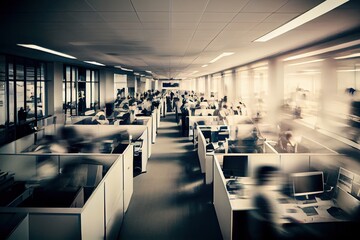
[226,178,349,224]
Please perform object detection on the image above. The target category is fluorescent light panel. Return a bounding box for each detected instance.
[17,44,76,59]
[335,53,360,60]
[255,0,349,42]
[115,66,133,72]
[283,39,360,61]
[209,52,234,63]
[337,69,360,73]
[84,61,105,66]
[288,59,324,66]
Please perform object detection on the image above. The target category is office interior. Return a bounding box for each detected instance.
[1,0,360,239]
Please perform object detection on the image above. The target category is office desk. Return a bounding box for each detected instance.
[213,158,353,240]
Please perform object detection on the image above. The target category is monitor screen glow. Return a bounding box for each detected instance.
[292,171,324,197]
[222,155,248,178]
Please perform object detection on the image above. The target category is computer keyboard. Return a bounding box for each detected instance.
[301,206,319,216]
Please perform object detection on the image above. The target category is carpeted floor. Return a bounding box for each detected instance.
[117,113,223,240]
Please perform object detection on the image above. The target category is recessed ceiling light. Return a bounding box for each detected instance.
[209,52,234,63]
[84,61,105,66]
[255,0,349,42]
[17,44,77,59]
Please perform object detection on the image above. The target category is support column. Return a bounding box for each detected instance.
[268,58,284,125]
[205,75,210,99]
[319,58,337,129]
[47,62,64,124]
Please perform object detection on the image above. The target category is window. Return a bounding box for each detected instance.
[0,55,48,126]
[63,65,100,116]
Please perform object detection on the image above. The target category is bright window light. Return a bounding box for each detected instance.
[288,59,324,66]
[84,61,105,66]
[335,53,360,60]
[17,44,77,59]
[209,52,234,63]
[255,0,349,42]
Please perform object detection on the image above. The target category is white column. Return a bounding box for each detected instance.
[268,58,284,125]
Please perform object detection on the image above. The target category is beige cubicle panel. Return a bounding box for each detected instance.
[0,148,132,240]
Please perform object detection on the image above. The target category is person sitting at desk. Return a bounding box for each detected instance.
[91,111,109,125]
[277,131,296,153]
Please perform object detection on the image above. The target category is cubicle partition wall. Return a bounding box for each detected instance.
[197,126,278,184]
[0,147,133,240]
[0,124,149,174]
[152,111,157,143]
[212,151,359,240]
[187,115,220,138]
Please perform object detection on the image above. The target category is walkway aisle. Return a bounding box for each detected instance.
[117,113,223,240]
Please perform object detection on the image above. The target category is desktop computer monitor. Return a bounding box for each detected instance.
[222,155,248,178]
[291,171,324,200]
[202,129,212,143]
[218,132,229,141]
[211,131,219,143]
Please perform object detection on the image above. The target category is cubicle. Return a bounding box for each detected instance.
[0,123,149,175]
[187,115,221,138]
[0,125,136,212]
[213,153,360,240]
[196,124,277,184]
[0,145,133,240]
[71,114,153,157]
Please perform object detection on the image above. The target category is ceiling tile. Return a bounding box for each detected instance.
[107,22,143,30]
[99,12,140,22]
[206,0,249,12]
[251,22,283,32]
[277,0,323,13]
[171,22,197,30]
[263,13,298,22]
[142,29,171,40]
[187,40,209,53]
[172,12,203,23]
[171,0,208,12]
[87,0,134,11]
[131,0,170,12]
[201,12,237,22]
[233,12,271,22]
[68,12,104,22]
[224,22,258,31]
[241,0,288,13]
[142,22,169,29]
[138,12,170,22]
[192,29,220,41]
[197,22,227,30]
[171,29,194,40]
